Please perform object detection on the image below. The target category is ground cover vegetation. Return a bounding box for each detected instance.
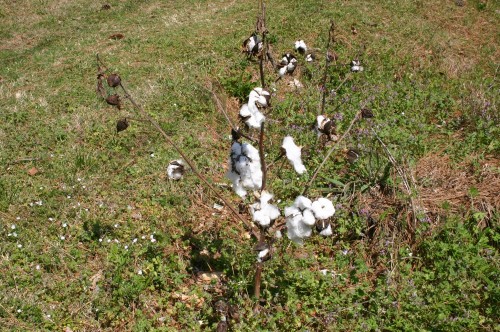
[0,0,498,331]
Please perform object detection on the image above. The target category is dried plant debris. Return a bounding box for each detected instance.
[107,73,121,88]
[361,108,374,118]
[106,94,120,106]
[167,159,185,180]
[116,118,129,133]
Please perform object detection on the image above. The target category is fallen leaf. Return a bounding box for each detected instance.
[28,167,39,176]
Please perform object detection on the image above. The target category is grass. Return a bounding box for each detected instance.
[1,0,498,331]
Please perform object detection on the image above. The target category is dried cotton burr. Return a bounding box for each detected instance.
[107,73,121,87]
[116,118,129,133]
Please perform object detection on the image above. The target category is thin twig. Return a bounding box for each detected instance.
[258,122,267,192]
[257,1,267,88]
[319,21,336,115]
[117,81,260,239]
[302,110,361,196]
[207,84,257,143]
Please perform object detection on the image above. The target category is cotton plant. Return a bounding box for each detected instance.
[227,141,263,197]
[239,87,270,129]
[282,136,306,174]
[285,196,335,244]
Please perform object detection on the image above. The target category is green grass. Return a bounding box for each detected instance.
[1,0,498,330]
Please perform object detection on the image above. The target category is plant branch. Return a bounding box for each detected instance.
[258,122,267,192]
[257,0,267,88]
[319,21,336,115]
[206,84,257,143]
[302,110,361,196]
[118,81,260,239]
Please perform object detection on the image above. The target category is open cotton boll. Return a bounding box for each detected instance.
[293,195,312,210]
[239,102,265,129]
[250,191,280,227]
[282,136,306,174]
[319,224,333,236]
[311,198,335,219]
[302,209,316,226]
[351,59,364,72]
[227,142,262,197]
[286,213,313,244]
[167,160,185,180]
[243,33,262,56]
[249,88,271,108]
[294,40,307,54]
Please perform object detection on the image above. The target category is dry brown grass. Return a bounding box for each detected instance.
[416,153,499,219]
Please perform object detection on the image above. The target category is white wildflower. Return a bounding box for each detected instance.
[282,136,306,174]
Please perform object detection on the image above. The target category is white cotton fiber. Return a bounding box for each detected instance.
[311,198,335,220]
[282,136,306,174]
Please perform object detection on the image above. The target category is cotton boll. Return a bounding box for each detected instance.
[282,136,306,174]
[293,196,312,210]
[249,88,271,108]
[294,40,307,54]
[243,33,263,56]
[167,160,185,180]
[319,224,333,236]
[227,142,262,197]
[351,59,364,72]
[278,66,287,77]
[312,198,335,219]
[302,209,316,226]
[250,191,280,227]
[284,205,301,218]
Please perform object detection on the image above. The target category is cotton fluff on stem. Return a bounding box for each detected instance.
[250,191,280,228]
[294,40,307,55]
[286,196,335,244]
[227,142,262,197]
[239,88,270,129]
[282,136,306,174]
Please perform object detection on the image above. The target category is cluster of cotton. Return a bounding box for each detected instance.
[227,141,262,197]
[250,191,280,228]
[239,87,270,129]
[286,196,335,244]
[282,136,306,174]
[242,33,263,56]
[278,53,297,77]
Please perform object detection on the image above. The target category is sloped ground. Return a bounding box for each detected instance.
[0,0,498,330]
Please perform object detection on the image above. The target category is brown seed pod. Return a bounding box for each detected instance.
[116,118,129,133]
[231,128,242,142]
[361,108,374,119]
[106,94,120,106]
[346,149,360,163]
[107,74,121,88]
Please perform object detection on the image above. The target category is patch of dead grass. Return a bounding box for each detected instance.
[416,153,499,218]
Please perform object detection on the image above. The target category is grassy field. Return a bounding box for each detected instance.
[1,0,499,331]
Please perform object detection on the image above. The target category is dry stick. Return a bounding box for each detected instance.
[302,111,361,196]
[257,1,267,88]
[319,21,336,116]
[116,81,260,239]
[258,122,267,192]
